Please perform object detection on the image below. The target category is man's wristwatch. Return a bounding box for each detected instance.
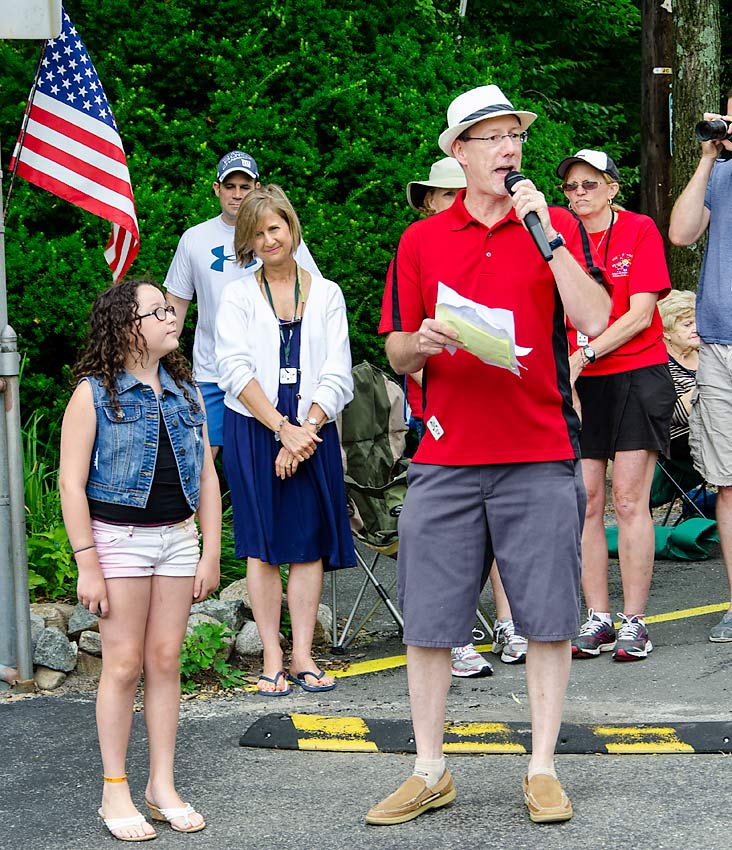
[582,345,597,363]
[305,416,321,432]
[548,233,566,252]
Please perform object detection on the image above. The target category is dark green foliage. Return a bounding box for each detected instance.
[1,0,646,439]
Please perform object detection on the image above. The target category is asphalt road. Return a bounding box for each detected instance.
[2,547,732,850]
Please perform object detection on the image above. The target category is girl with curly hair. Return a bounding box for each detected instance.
[59,278,221,841]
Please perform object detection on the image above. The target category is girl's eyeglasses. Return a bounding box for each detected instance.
[561,180,601,193]
[138,305,177,321]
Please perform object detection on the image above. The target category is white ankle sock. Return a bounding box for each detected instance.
[594,611,612,623]
[527,765,557,780]
[413,757,446,789]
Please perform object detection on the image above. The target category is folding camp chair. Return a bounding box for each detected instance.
[330,362,493,652]
[650,455,713,526]
[330,362,407,652]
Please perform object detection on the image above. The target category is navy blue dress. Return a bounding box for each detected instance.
[223,319,356,571]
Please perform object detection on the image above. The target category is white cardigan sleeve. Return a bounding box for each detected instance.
[308,281,353,419]
[215,279,259,401]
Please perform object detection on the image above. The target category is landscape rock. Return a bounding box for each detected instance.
[234,621,265,656]
[33,666,67,691]
[185,613,220,635]
[30,612,45,652]
[218,579,254,616]
[29,603,67,634]
[33,627,78,673]
[78,630,103,657]
[190,599,246,632]
[67,604,99,637]
[313,603,333,647]
[76,651,103,678]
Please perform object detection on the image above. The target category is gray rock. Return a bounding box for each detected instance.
[67,604,99,637]
[34,666,67,690]
[33,627,78,673]
[185,612,220,635]
[29,603,67,633]
[313,603,333,646]
[190,599,246,632]
[30,612,45,652]
[78,630,103,657]
[76,651,103,678]
[218,578,252,612]
[234,620,265,656]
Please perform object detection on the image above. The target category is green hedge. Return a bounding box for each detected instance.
[1,0,643,445]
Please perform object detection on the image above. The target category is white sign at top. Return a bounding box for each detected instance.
[0,0,62,39]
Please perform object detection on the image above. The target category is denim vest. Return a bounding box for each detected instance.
[84,367,206,512]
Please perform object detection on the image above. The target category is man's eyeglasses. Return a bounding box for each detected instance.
[461,131,529,147]
[138,305,177,321]
[561,180,601,193]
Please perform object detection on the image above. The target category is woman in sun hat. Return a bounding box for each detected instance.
[557,148,675,664]
[406,156,466,216]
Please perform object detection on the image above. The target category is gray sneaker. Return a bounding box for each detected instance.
[709,611,732,642]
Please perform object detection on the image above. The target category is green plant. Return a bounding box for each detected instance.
[23,410,74,600]
[179,621,249,693]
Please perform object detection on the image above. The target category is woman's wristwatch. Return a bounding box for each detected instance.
[305,416,322,432]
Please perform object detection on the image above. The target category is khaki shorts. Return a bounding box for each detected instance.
[689,342,732,486]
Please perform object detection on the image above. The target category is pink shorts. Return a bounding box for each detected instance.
[91,516,200,579]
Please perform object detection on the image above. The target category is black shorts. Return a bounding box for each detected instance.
[575,364,675,460]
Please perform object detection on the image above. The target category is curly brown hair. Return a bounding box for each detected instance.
[72,278,198,414]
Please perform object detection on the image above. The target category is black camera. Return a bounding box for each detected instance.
[695,118,732,142]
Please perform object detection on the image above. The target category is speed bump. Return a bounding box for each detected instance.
[240,714,732,755]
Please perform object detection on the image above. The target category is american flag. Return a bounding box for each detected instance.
[10,7,139,282]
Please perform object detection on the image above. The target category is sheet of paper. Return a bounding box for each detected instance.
[435,282,532,375]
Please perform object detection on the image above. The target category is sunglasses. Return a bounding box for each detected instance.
[561,180,601,193]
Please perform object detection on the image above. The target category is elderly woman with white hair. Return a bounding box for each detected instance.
[657,289,699,461]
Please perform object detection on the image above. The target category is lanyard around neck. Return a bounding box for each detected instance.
[261,267,300,322]
[261,267,300,367]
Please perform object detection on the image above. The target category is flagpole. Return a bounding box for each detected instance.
[2,42,45,220]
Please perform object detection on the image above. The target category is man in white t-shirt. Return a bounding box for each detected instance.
[165,150,321,455]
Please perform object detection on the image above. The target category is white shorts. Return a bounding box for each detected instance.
[91,516,200,579]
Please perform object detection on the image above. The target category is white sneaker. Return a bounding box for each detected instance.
[491,619,528,664]
[450,643,493,678]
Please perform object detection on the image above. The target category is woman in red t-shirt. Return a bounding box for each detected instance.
[557,149,675,663]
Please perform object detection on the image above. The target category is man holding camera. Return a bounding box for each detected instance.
[669,91,732,642]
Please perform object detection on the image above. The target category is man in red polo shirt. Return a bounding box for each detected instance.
[366,85,611,827]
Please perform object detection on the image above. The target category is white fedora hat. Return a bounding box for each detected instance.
[438,84,537,157]
[406,157,466,210]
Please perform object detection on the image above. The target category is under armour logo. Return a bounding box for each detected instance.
[210,245,236,272]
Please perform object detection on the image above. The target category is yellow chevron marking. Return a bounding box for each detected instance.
[291,713,378,751]
[593,725,694,754]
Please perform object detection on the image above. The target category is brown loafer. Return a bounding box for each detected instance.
[523,773,573,823]
[365,769,456,825]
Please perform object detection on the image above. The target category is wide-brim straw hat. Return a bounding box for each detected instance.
[406,157,466,210]
[438,84,537,157]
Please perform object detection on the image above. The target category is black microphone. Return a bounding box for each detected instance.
[504,171,553,261]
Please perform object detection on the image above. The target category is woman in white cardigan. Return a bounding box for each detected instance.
[216,185,355,696]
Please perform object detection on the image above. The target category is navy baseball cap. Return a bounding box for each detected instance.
[216,150,259,182]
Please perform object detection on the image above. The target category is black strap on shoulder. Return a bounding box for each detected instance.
[568,208,605,286]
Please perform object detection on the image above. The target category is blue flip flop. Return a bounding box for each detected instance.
[287,670,337,692]
[257,671,292,697]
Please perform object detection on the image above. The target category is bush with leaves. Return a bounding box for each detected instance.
[179,621,249,693]
[0,0,648,443]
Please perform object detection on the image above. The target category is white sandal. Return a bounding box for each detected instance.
[98,808,157,842]
[145,800,206,833]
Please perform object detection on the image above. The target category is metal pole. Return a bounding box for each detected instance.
[0,157,32,689]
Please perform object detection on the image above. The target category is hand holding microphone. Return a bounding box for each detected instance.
[504,171,554,261]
